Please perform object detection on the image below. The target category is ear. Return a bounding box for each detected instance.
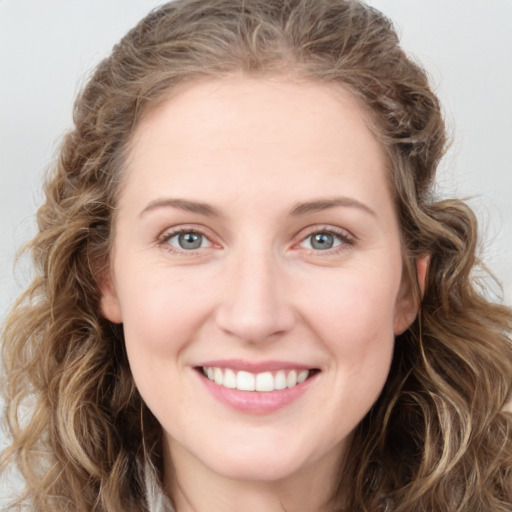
[393,255,429,335]
[416,256,429,297]
[99,269,123,324]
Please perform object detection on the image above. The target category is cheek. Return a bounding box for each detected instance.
[118,266,211,352]
[298,264,399,402]
[115,268,216,420]
[287,267,399,450]
[303,266,400,350]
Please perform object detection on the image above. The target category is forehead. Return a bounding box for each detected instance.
[122,77,390,214]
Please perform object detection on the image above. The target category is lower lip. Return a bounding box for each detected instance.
[196,370,318,414]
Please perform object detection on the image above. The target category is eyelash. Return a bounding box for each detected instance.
[158,228,213,255]
[298,225,355,255]
[157,225,355,256]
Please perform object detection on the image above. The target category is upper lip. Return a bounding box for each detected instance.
[195,359,317,373]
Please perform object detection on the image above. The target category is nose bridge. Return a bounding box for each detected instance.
[215,238,295,343]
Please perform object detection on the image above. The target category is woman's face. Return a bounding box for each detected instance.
[101,78,416,485]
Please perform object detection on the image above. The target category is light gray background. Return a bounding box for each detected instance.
[1,0,511,503]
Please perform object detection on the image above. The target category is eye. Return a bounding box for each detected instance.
[162,230,212,251]
[299,228,353,252]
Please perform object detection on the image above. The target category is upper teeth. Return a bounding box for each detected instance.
[203,367,310,392]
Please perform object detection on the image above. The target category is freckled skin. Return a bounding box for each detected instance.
[100,77,418,511]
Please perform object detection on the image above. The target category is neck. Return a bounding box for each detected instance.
[163,438,345,512]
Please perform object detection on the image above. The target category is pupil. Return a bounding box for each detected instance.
[311,233,333,250]
[179,232,202,249]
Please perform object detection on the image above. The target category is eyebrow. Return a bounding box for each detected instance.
[139,198,221,217]
[139,196,376,218]
[289,197,376,217]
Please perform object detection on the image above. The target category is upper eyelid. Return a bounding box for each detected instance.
[158,225,219,249]
[292,226,356,255]
[159,224,216,239]
[296,224,355,241]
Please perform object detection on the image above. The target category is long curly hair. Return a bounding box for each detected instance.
[2,0,512,510]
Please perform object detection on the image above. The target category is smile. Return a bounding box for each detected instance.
[195,360,321,413]
[201,367,310,392]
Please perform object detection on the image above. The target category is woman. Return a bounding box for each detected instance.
[2,0,511,510]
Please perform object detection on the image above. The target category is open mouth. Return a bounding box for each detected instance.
[196,366,320,392]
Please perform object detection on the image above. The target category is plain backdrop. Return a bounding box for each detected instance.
[1,0,511,504]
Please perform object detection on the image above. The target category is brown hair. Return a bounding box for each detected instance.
[2,1,512,510]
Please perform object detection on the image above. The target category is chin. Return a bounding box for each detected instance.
[198,431,336,483]
[207,453,305,482]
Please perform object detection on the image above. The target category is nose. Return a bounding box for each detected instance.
[214,246,296,344]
